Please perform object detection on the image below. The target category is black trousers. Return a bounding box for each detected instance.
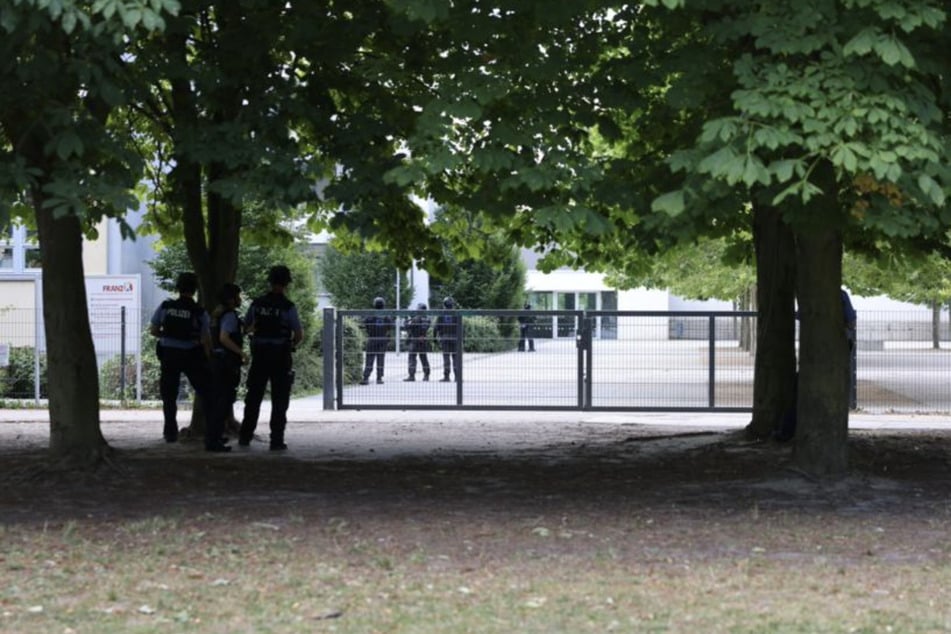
[211,352,241,445]
[407,338,430,376]
[439,340,457,377]
[240,344,293,444]
[363,339,388,379]
[158,346,212,441]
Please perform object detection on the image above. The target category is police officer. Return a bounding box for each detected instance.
[433,296,460,382]
[360,296,394,385]
[149,272,227,451]
[238,265,303,451]
[211,283,247,443]
[518,302,536,352]
[403,302,431,381]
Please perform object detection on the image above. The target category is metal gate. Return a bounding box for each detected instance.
[324,309,757,412]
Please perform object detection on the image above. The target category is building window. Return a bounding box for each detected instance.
[0,243,12,269]
[0,225,42,272]
[23,230,40,269]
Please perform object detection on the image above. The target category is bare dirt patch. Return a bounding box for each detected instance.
[2,420,951,632]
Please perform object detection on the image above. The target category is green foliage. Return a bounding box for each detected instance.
[149,240,319,336]
[98,331,161,400]
[336,316,368,384]
[844,247,951,308]
[0,347,48,399]
[461,316,514,353]
[318,243,413,310]
[610,235,756,305]
[428,214,526,313]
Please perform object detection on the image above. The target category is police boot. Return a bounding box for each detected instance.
[440,372,451,382]
[404,374,415,382]
[423,371,430,381]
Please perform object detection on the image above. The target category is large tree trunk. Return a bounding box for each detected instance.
[793,224,849,477]
[747,201,797,440]
[35,204,110,468]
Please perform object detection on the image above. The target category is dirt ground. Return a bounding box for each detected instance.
[2,418,950,542]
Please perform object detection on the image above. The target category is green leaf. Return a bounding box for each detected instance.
[918,174,946,207]
[55,131,84,160]
[873,34,914,67]
[651,190,685,216]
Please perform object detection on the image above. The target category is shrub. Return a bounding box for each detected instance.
[461,316,516,353]
[99,331,162,400]
[0,346,48,399]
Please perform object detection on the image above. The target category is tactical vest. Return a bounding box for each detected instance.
[160,298,203,341]
[406,315,431,338]
[250,293,294,340]
[364,314,391,338]
[436,313,457,339]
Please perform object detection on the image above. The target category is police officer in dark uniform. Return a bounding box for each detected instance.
[238,265,303,451]
[518,302,536,352]
[149,272,226,451]
[211,283,247,443]
[360,296,394,385]
[403,302,431,381]
[433,296,460,382]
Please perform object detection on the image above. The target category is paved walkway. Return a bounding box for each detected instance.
[2,398,950,430]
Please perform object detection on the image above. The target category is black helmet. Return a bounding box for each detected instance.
[417,302,427,310]
[218,283,242,305]
[267,265,292,286]
[524,302,531,310]
[373,296,385,309]
[443,296,454,308]
[175,272,198,295]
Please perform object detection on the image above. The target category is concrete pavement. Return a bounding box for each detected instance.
[2,397,950,430]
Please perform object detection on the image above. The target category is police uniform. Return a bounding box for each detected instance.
[150,297,212,443]
[211,306,244,442]
[433,298,459,382]
[361,298,393,384]
[518,303,536,352]
[404,303,431,381]
[239,291,301,449]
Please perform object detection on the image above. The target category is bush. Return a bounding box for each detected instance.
[461,316,516,353]
[291,330,323,396]
[99,331,162,400]
[0,346,48,399]
[340,316,367,384]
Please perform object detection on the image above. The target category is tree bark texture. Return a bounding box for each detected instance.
[35,204,110,467]
[793,224,849,477]
[747,201,797,440]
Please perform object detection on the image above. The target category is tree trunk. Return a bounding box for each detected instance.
[747,201,797,440]
[35,204,110,468]
[793,224,849,477]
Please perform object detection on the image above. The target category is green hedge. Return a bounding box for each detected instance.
[0,346,48,399]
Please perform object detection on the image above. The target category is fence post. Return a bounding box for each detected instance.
[120,306,127,405]
[579,312,593,409]
[708,315,716,409]
[323,307,335,411]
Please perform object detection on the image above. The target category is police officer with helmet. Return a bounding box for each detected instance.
[238,265,303,451]
[360,296,394,385]
[403,302,431,381]
[149,272,226,451]
[433,296,460,382]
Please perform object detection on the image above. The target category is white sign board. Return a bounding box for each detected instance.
[85,275,142,358]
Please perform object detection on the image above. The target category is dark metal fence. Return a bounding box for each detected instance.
[329,308,951,413]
